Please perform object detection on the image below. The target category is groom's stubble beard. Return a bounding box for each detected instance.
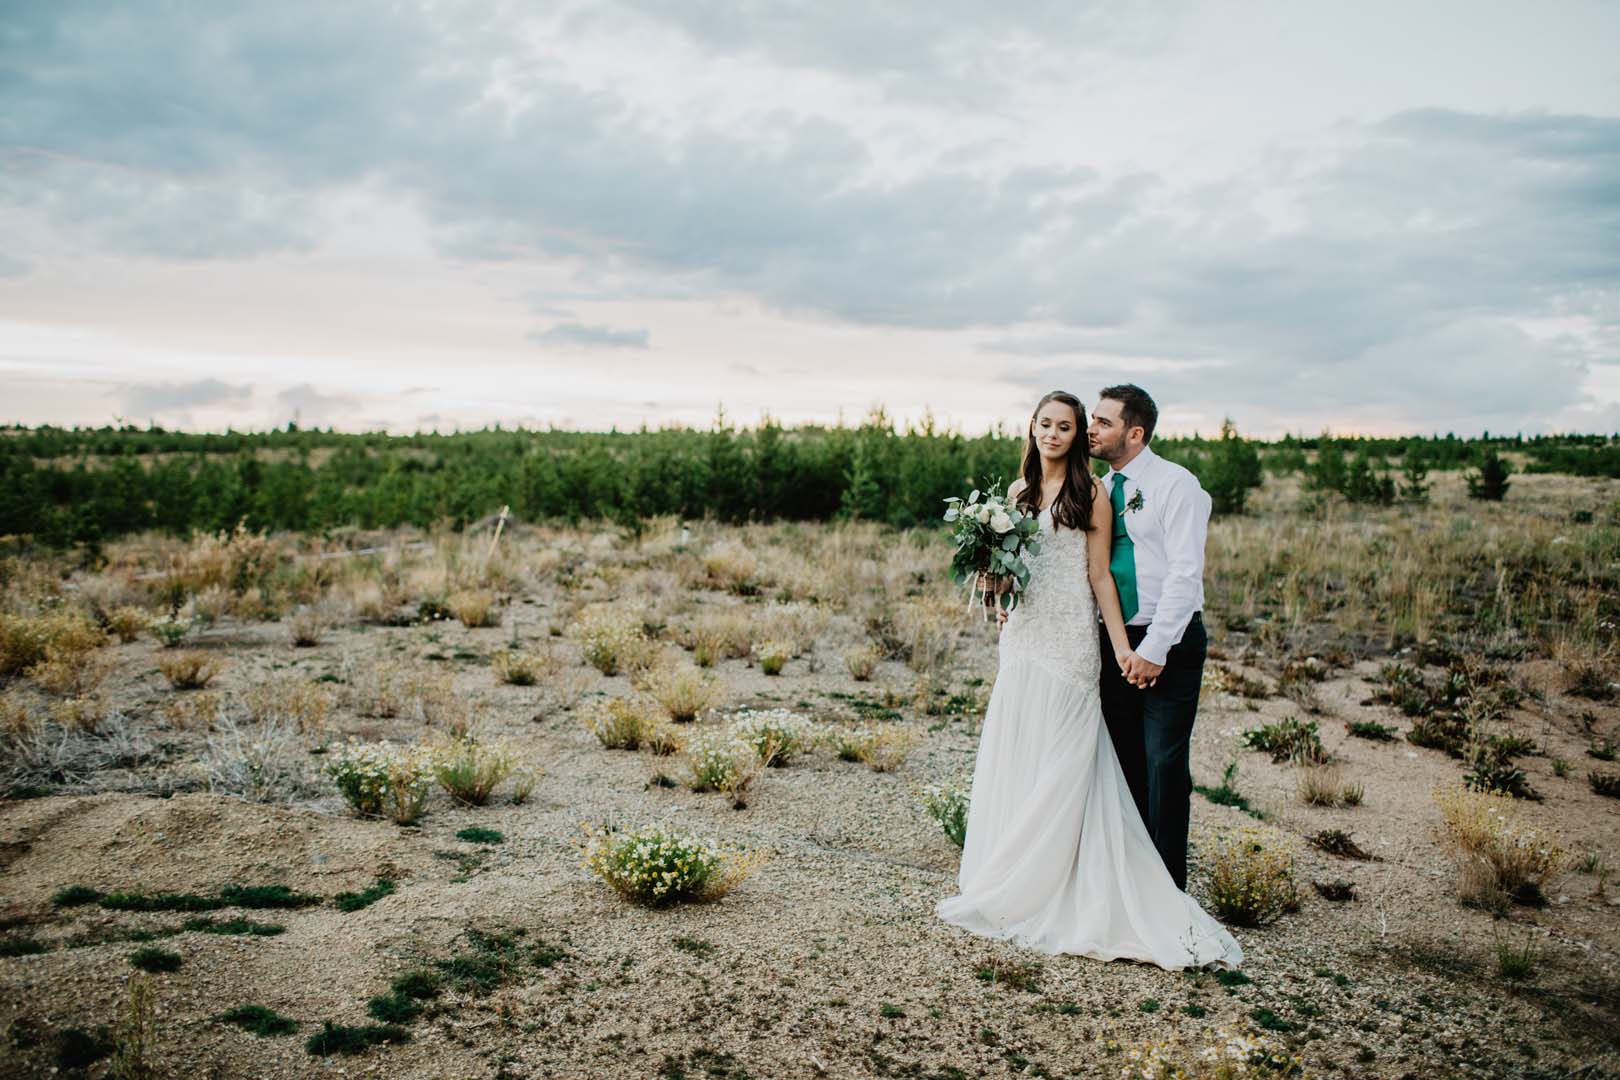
[1089,428,1125,466]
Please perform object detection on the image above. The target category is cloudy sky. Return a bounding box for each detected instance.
[3,1,1618,437]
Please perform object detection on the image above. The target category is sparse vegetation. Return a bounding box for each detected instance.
[1202,828,1301,928]
[578,823,767,907]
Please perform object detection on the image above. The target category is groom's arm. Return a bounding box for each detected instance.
[1135,470,1212,668]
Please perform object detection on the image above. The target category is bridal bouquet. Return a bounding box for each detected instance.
[943,481,1042,617]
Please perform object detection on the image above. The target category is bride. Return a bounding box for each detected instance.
[935,390,1243,970]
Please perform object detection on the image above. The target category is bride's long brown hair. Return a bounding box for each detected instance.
[1015,390,1095,532]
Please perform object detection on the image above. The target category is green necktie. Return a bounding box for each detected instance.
[1110,474,1139,623]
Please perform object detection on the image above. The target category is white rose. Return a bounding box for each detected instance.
[990,510,1013,534]
[976,505,991,524]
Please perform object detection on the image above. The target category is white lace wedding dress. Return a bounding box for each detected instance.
[935,505,1243,970]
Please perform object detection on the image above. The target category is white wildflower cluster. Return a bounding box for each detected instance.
[568,606,647,676]
[684,727,762,791]
[727,708,818,765]
[579,823,724,906]
[322,738,435,821]
[1118,1026,1297,1079]
[914,780,970,849]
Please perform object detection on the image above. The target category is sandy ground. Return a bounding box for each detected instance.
[3,583,1619,1080]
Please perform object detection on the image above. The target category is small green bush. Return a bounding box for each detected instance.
[334,878,396,913]
[303,1019,410,1056]
[218,1003,299,1036]
[129,946,182,973]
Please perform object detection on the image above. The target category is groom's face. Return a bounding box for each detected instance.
[1087,399,1134,463]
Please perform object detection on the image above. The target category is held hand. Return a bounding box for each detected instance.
[1114,647,1135,674]
[996,606,1008,631]
[1122,653,1164,689]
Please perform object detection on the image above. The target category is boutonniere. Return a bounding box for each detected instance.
[1125,488,1145,514]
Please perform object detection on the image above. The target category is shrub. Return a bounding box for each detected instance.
[202,715,304,804]
[895,599,957,674]
[827,724,920,772]
[569,606,648,676]
[644,665,724,722]
[218,1003,299,1037]
[1495,931,1540,981]
[584,696,662,750]
[303,1019,410,1056]
[345,657,411,719]
[1242,717,1324,764]
[1309,829,1372,859]
[684,729,772,806]
[147,617,193,649]
[287,608,328,647]
[1202,828,1300,927]
[449,589,501,629]
[104,606,151,644]
[491,646,554,686]
[323,739,436,825]
[430,733,518,806]
[158,650,223,690]
[729,708,816,766]
[1345,719,1398,741]
[916,781,969,848]
[1204,664,1272,700]
[1590,770,1620,798]
[756,640,791,676]
[578,823,767,907]
[1,610,105,677]
[700,541,764,595]
[129,946,182,973]
[844,645,879,681]
[1566,659,1616,701]
[239,678,335,738]
[1433,783,1564,906]
[333,878,396,913]
[1464,740,1538,800]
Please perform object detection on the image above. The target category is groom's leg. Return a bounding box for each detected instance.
[1141,613,1207,891]
[1099,622,1149,828]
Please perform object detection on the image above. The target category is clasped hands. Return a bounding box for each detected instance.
[994,603,1161,688]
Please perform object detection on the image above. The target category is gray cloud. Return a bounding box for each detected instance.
[1,5,1616,431]
[120,378,252,416]
[530,322,651,349]
[277,383,359,424]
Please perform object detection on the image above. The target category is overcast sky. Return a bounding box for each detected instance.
[3,1,1618,437]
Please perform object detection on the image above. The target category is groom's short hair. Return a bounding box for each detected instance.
[1099,384,1158,442]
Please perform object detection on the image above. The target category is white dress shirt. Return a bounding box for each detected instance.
[1105,443,1212,667]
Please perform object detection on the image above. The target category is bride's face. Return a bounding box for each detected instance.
[1031,401,1080,464]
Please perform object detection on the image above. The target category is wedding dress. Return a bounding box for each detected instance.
[935,505,1243,970]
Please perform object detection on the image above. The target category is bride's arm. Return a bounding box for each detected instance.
[1085,476,1133,668]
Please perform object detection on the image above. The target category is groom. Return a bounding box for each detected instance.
[1089,384,1211,892]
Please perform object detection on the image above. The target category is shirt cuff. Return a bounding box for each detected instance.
[1135,635,1170,668]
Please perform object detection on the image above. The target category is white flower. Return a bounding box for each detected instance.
[975,505,991,524]
[989,510,1013,534]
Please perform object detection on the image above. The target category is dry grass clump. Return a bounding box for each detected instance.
[491,643,559,687]
[1297,763,1350,807]
[156,521,290,618]
[844,645,879,681]
[287,607,329,647]
[449,589,502,629]
[347,656,411,719]
[881,598,959,674]
[755,602,831,657]
[825,725,920,772]
[1433,782,1565,907]
[159,650,224,690]
[240,678,336,740]
[428,732,519,806]
[699,540,766,595]
[0,609,107,678]
[202,713,307,803]
[104,605,152,644]
[1114,1027,1300,1080]
[408,670,470,734]
[29,645,115,698]
[584,696,664,751]
[48,695,112,734]
[159,690,223,732]
[643,665,725,721]
[1201,827,1301,927]
[683,610,755,667]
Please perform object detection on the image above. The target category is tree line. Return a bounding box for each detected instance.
[0,417,1612,549]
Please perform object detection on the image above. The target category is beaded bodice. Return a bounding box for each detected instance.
[998,506,1101,688]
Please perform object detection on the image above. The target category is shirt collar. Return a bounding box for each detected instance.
[1110,442,1157,483]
